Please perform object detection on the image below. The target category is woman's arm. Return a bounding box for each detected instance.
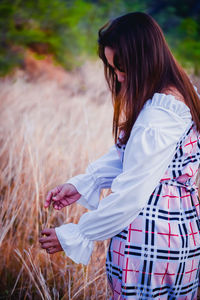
[66,145,123,210]
[55,97,192,264]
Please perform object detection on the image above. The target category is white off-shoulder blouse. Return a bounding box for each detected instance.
[55,92,194,265]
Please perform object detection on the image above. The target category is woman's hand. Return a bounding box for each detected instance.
[44,183,81,210]
[39,228,63,254]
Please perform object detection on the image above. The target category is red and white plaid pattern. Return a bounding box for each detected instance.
[107,123,200,299]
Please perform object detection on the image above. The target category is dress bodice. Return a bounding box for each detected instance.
[116,123,200,191]
[161,123,200,189]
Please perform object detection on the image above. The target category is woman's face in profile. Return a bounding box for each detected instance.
[104,47,126,83]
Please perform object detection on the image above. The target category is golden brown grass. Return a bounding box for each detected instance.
[0,56,200,299]
[0,59,113,299]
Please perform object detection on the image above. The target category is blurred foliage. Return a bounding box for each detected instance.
[0,0,200,76]
[175,18,200,74]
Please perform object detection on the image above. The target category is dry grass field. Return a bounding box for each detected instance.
[0,53,200,299]
[0,55,114,299]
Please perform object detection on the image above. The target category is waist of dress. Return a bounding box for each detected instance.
[159,178,199,193]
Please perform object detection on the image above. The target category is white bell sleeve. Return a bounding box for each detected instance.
[67,145,123,210]
[55,98,192,265]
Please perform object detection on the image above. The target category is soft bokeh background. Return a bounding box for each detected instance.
[0,0,200,299]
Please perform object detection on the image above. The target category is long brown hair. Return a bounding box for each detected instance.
[98,12,200,145]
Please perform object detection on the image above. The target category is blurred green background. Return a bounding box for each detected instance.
[0,0,200,77]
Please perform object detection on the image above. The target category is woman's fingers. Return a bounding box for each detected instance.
[47,243,63,254]
[39,236,51,243]
[39,233,58,249]
[52,188,67,202]
[41,228,53,236]
[44,184,78,210]
[44,186,62,208]
[46,248,55,254]
[46,247,60,254]
[44,191,55,208]
[53,202,64,210]
[39,227,63,254]
[40,242,54,249]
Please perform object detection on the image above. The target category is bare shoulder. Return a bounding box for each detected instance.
[161,87,186,105]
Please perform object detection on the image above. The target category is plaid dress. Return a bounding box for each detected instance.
[106,122,200,299]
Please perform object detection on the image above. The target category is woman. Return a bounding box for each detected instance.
[39,12,200,299]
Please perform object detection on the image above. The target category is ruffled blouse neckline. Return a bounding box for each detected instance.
[145,92,192,119]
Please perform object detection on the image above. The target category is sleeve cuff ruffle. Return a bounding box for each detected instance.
[67,173,101,210]
[55,223,94,265]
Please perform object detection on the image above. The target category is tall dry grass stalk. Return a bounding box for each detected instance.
[0,60,113,299]
[0,58,199,299]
